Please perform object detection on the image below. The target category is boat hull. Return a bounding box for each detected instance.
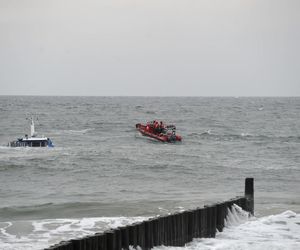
[8,138,54,147]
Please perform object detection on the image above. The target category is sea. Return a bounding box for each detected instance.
[0,96,299,250]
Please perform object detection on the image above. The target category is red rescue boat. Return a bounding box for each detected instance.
[136,121,182,142]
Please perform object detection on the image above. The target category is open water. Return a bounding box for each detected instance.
[0,96,299,249]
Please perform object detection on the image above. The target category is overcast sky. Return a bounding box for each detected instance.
[0,0,299,96]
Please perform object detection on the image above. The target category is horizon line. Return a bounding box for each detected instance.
[0,95,299,98]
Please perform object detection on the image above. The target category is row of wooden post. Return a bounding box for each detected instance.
[46,178,254,250]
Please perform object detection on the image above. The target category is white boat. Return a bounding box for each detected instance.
[8,118,54,147]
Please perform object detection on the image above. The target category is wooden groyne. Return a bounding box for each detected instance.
[46,178,254,250]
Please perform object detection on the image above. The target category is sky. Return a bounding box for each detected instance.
[0,0,299,96]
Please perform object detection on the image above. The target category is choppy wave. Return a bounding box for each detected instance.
[55,128,95,135]
[0,202,133,221]
[187,131,300,143]
[0,146,62,165]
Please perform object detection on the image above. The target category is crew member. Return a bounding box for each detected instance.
[154,121,159,133]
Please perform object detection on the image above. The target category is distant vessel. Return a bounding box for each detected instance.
[8,118,54,147]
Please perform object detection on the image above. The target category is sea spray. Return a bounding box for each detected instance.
[153,208,300,250]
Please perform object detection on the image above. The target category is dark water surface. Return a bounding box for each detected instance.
[0,96,299,249]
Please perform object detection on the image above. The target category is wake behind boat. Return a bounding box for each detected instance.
[8,118,54,147]
[136,120,182,142]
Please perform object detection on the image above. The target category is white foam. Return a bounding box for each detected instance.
[0,216,147,250]
[65,128,95,134]
[241,133,252,137]
[154,205,300,250]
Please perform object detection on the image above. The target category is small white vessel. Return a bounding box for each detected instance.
[8,118,54,147]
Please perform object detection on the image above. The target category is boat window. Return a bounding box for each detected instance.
[32,141,41,147]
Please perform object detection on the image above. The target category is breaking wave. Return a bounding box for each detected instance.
[1,205,299,250]
[154,206,300,250]
[0,216,147,250]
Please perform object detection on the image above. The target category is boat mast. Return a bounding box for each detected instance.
[30,117,36,137]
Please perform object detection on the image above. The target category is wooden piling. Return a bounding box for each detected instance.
[119,227,129,250]
[106,230,116,250]
[245,177,254,215]
[157,216,164,245]
[114,228,122,250]
[216,203,224,232]
[187,210,194,242]
[193,208,200,238]
[152,218,159,246]
[95,233,106,250]
[137,222,145,249]
[198,208,205,238]
[71,238,80,250]
[145,219,154,249]
[128,223,138,248]
[211,205,217,237]
[204,206,213,237]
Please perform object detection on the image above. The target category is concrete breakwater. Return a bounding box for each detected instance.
[45,178,254,250]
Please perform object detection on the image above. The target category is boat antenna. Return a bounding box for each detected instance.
[25,115,38,137]
[30,117,35,137]
[27,117,37,137]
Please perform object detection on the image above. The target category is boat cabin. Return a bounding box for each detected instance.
[9,137,52,147]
